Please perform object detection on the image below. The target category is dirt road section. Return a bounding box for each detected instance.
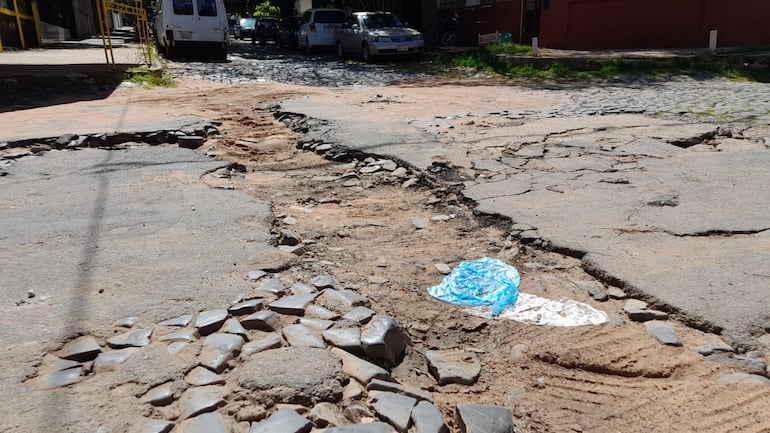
[1,80,769,433]
[280,86,770,347]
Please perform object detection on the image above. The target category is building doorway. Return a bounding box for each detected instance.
[521,0,540,43]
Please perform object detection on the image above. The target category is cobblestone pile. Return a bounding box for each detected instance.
[28,271,515,433]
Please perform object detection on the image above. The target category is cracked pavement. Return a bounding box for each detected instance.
[279,82,770,347]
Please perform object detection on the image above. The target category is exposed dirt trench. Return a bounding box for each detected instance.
[187,82,770,433]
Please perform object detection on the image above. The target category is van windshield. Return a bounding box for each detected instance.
[314,11,345,24]
[197,0,217,16]
[173,0,193,15]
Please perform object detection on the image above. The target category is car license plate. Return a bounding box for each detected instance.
[179,31,193,39]
[397,45,408,52]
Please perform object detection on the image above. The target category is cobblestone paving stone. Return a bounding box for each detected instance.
[165,44,770,124]
[24,266,512,432]
[548,78,770,121]
[166,44,432,88]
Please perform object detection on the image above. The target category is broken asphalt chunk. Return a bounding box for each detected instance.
[241,333,283,356]
[93,348,137,373]
[283,324,327,348]
[177,385,227,420]
[322,327,362,354]
[456,404,514,433]
[241,310,281,331]
[158,314,192,327]
[360,315,407,365]
[368,390,417,433]
[269,293,317,315]
[316,289,371,313]
[331,347,390,385]
[425,349,481,386]
[107,329,153,348]
[367,378,433,403]
[229,298,263,316]
[623,299,668,322]
[411,400,449,433]
[195,309,228,336]
[177,411,227,433]
[199,333,245,373]
[249,408,312,433]
[186,366,226,386]
[59,336,101,362]
[27,367,82,389]
[323,423,395,433]
[310,274,339,289]
[128,419,174,433]
[645,321,682,346]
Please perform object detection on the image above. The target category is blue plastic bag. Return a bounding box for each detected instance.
[427,257,520,316]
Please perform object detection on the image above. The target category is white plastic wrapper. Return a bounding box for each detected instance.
[464,293,609,326]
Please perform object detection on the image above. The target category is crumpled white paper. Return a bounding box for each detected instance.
[464,292,608,326]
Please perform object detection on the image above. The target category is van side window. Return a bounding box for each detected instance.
[173,0,193,15]
[197,0,217,17]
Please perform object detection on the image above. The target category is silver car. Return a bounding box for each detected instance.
[335,12,424,62]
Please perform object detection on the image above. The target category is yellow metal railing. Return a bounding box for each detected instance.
[96,0,152,66]
[0,0,40,52]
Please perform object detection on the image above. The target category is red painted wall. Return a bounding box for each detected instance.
[454,1,523,46]
[539,0,770,49]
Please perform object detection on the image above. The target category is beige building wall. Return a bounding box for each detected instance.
[295,0,313,13]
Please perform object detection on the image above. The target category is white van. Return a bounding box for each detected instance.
[155,0,229,59]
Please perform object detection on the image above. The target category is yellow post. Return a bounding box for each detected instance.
[95,0,113,64]
[11,0,25,49]
[32,0,40,46]
[104,0,115,64]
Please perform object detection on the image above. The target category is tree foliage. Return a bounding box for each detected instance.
[252,0,280,18]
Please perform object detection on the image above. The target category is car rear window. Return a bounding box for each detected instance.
[314,11,345,24]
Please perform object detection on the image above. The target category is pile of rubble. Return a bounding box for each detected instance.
[27,272,514,433]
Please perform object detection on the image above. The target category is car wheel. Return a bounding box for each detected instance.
[305,38,313,54]
[362,42,372,63]
[164,41,174,59]
[336,41,344,58]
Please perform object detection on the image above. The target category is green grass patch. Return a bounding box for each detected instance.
[428,45,770,82]
[125,66,176,88]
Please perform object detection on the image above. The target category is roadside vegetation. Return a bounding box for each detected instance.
[125,65,176,88]
[429,44,770,82]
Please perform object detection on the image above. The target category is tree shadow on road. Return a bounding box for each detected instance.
[0,64,128,113]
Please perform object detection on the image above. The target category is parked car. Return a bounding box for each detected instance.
[239,17,257,41]
[278,15,302,49]
[228,18,241,39]
[298,8,346,53]
[335,11,424,62]
[255,17,279,45]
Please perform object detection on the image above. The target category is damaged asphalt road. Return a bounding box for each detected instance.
[2,49,770,433]
[279,83,770,347]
